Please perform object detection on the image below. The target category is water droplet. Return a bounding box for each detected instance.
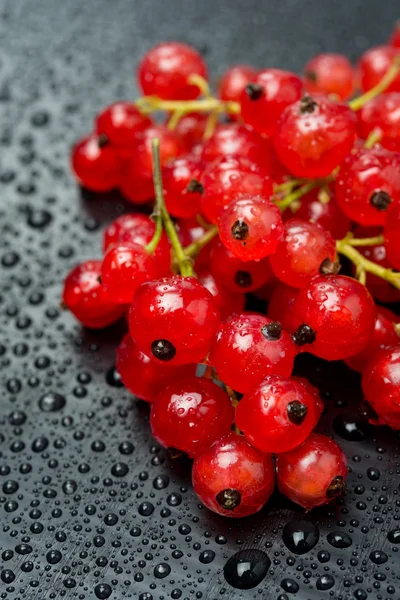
[282,520,319,555]
[154,562,171,579]
[387,529,400,544]
[327,531,352,548]
[316,574,335,590]
[199,550,215,564]
[94,583,112,599]
[333,414,371,441]
[224,549,270,590]
[39,392,66,412]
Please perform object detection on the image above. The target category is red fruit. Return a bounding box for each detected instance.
[240,69,303,136]
[345,309,399,373]
[71,135,121,192]
[358,45,400,93]
[273,94,357,178]
[362,345,400,429]
[209,315,296,394]
[95,102,152,154]
[129,275,220,365]
[303,53,354,100]
[177,218,211,269]
[292,274,376,360]
[200,124,272,170]
[162,156,203,219]
[120,125,185,204]
[116,334,196,402]
[379,306,400,323]
[357,93,400,152]
[174,113,208,149]
[218,64,258,105]
[218,196,284,261]
[150,377,233,457]
[138,42,208,100]
[236,375,322,453]
[62,260,124,329]
[384,202,400,270]
[267,282,299,334]
[201,156,273,224]
[197,270,245,321]
[390,22,400,48]
[276,433,347,509]
[269,219,337,288]
[192,433,275,517]
[292,186,351,240]
[210,238,273,293]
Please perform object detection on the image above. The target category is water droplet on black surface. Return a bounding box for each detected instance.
[39,392,66,412]
[199,550,215,564]
[281,578,299,593]
[282,520,319,555]
[333,413,372,441]
[224,549,270,589]
[327,531,352,548]
[106,366,124,387]
[154,562,171,578]
[316,574,335,590]
[94,583,112,599]
[46,549,62,564]
[388,529,400,544]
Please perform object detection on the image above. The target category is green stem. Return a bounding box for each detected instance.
[274,178,304,194]
[364,128,382,149]
[346,234,385,247]
[136,95,240,117]
[349,56,400,111]
[336,239,400,290]
[144,210,163,254]
[184,225,219,258]
[276,180,320,211]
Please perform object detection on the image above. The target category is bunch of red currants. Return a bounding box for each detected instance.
[64,26,400,517]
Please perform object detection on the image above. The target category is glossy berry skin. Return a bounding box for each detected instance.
[177,219,211,269]
[240,69,303,136]
[198,271,245,321]
[357,93,400,152]
[71,135,121,192]
[292,275,376,360]
[162,157,203,219]
[150,377,233,457]
[200,124,272,170]
[62,260,124,329]
[209,314,296,394]
[362,345,400,429]
[273,94,357,178]
[335,148,400,226]
[384,202,400,270]
[267,283,299,334]
[101,243,159,304]
[236,375,323,454]
[129,275,220,365]
[276,433,348,510]
[116,334,196,402]
[218,64,257,104]
[269,219,337,288]
[303,53,354,100]
[292,186,351,240]
[95,102,152,154]
[201,156,273,224]
[390,23,400,48]
[345,309,399,373]
[174,113,208,150]
[218,196,284,261]
[192,433,275,518]
[210,238,273,294]
[138,41,207,100]
[358,45,400,93]
[120,125,185,204]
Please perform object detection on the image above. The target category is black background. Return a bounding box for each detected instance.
[1,1,400,599]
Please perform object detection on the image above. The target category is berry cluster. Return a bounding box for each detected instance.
[64,29,400,518]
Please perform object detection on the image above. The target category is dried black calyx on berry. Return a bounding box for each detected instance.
[326,475,345,498]
[287,400,308,425]
[216,488,241,510]
[305,70,317,83]
[370,190,392,212]
[235,270,252,288]
[299,95,318,114]
[261,321,282,341]
[97,133,109,148]
[292,324,316,346]
[186,179,204,194]
[319,257,341,275]
[231,219,249,241]
[151,339,176,362]
[245,83,264,101]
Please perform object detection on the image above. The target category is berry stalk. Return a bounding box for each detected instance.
[349,56,400,110]
[345,234,385,247]
[136,95,240,119]
[276,179,324,211]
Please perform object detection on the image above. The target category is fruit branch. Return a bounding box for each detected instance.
[183,225,219,258]
[276,179,323,211]
[136,95,240,118]
[349,56,400,111]
[345,234,385,247]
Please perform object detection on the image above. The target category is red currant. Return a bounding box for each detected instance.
[362,345,400,429]
[138,42,208,100]
[218,64,257,105]
[162,156,203,219]
[303,53,354,100]
[200,123,272,169]
[390,22,400,47]
[71,135,121,192]
[95,102,152,154]
[267,282,299,334]
[384,201,400,270]
[269,219,337,288]
[209,315,296,394]
[174,113,208,150]
[276,433,347,509]
[357,93,400,153]
[197,270,245,321]
[129,275,220,365]
[291,185,351,240]
[358,45,400,92]
[240,69,303,136]
[273,94,357,178]
[192,433,275,517]
[177,218,211,269]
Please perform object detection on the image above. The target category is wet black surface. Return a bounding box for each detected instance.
[1,1,400,598]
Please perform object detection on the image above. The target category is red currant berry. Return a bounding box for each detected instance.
[210,238,273,293]
[116,334,196,402]
[236,374,322,453]
[384,201,400,270]
[162,156,203,219]
[292,274,376,360]
[95,102,152,154]
[192,433,275,517]
[378,305,400,324]
[269,219,337,288]
[201,156,273,224]
[197,270,245,321]
[390,22,400,47]
[129,275,220,365]
[335,148,400,226]
[174,113,208,150]
[150,377,233,457]
[71,135,121,192]
[267,282,299,334]
[218,196,283,261]
[276,433,347,509]
[240,69,303,136]
[120,125,185,204]
[358,45,400,92]
[138,41,207,100]
[200,123,272,169]
[218,64,257,105]
[62,260,124,329]
[303,53,354,100]
[209,315,296,394]
[291,186,351,240]
[177,218,211,269]
[273,94,357,178]
[357,93,400,153]
[362,345,400,429]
